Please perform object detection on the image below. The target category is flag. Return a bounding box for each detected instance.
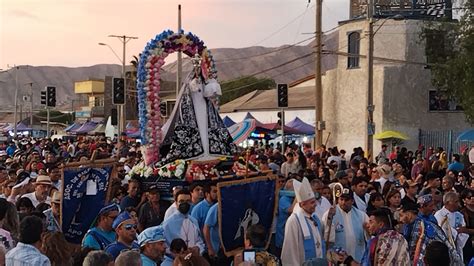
[61,166,112,244]
[218,176,277,256]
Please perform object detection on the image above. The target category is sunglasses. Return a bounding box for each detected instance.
[123,224,137,231]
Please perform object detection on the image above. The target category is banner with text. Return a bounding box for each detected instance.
[62,166,112,244]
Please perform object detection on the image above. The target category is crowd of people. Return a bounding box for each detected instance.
[0,135,473,265]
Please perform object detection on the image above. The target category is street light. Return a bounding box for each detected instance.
[98,43,122,64]
[99,35,137,137]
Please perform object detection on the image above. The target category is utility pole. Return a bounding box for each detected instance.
[13,66,19,138]
[367,0,375,161]
[176,4,182,98]
[108,34,138,137]
[28,82,33,126]
[314,0,323,148]
[47,107,50,138]
[281,109,285,153]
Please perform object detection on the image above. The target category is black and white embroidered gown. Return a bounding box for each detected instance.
[159,72,236,164]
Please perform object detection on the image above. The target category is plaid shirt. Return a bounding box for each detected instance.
[6,242,51,266]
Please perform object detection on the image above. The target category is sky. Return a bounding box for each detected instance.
[0,0,348,68]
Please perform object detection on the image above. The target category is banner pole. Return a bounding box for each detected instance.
[245,150,250,179]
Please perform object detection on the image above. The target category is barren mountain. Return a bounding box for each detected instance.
[0,31,338,109]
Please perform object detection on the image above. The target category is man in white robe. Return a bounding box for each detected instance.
[322,188,369,263]
[162,189,205,254]
[282,178,326,265]
[434,191,469,261]
[351,177,370,213]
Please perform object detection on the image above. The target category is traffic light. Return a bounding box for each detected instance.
[277,111,283,127]
[111,108,118,126]
[277,83,288,108]
[113,78,125,105]
[46,86,56,107]
[159,102,167,117]
[41,91,47,105]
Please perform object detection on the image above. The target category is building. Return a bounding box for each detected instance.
[74,79,105,121]
[221,0,470,154]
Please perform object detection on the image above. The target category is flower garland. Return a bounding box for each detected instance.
[137,30,217,165]
[128,161,154,178]
[157,159,186,179]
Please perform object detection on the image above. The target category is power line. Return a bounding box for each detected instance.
[215,36,315,63]
[223,52,315,85]
[251,4,316,46]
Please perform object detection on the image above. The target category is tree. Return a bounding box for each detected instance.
[220,76,276,104]
[423,0,474,124]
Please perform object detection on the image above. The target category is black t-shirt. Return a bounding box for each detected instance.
[138,201,166,230]
[401,195,417,206]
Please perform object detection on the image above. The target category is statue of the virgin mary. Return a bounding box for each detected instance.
[159,55,237,163]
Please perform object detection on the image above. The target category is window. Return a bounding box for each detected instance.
[428,90,462,111]
[425,29,447,64]
[347,31,360,68]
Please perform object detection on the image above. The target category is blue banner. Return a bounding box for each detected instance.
[218,177,277,255]
[62,166,112,244]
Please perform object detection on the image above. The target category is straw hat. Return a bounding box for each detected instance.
[35,175,52,186]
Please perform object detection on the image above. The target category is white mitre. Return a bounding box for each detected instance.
[293,177,314,203]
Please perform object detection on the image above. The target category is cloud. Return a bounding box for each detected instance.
[9,9,40,21]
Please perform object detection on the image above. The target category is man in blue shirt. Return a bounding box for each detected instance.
[120,179,142,210]
[203,203,219,260]
[203,202,232,265]
[447,154,464,172]
[6,143,15,157]
[82,203,119,250]
[105,211,140,259]
[138,226,167,266]
[6,216,50,266]
[275,180,295,256]
[191,183,217,232]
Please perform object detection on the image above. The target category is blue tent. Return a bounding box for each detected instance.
[223,116,236,127]
[16,122,32,131]
[457,128,474,142]
[286,117,315,135]
[65,123,81,132]
[244,112,256,120]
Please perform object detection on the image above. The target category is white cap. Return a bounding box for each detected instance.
[293,178,314,203]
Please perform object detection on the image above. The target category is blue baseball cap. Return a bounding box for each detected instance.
[138,225,166,246]
[417,194,433,206]
[112,211,132,230]
[89,203,120,228]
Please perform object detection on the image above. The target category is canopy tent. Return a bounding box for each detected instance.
[374,130,409,140]
[0,124,13,133]
[125,122,139,134]
[228,119,256,144]
[71,121,98,134]
[456,128,474,142]
[262,123,304,135]
[16,122,32,131]
[244,112,257,120]
[222,116,236,127]
[90,124,106,134]
[286,117,315,135]
[65,123,81,132]
[124,121,140,138]
[127,130,141,138]
[228,119,274,144]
